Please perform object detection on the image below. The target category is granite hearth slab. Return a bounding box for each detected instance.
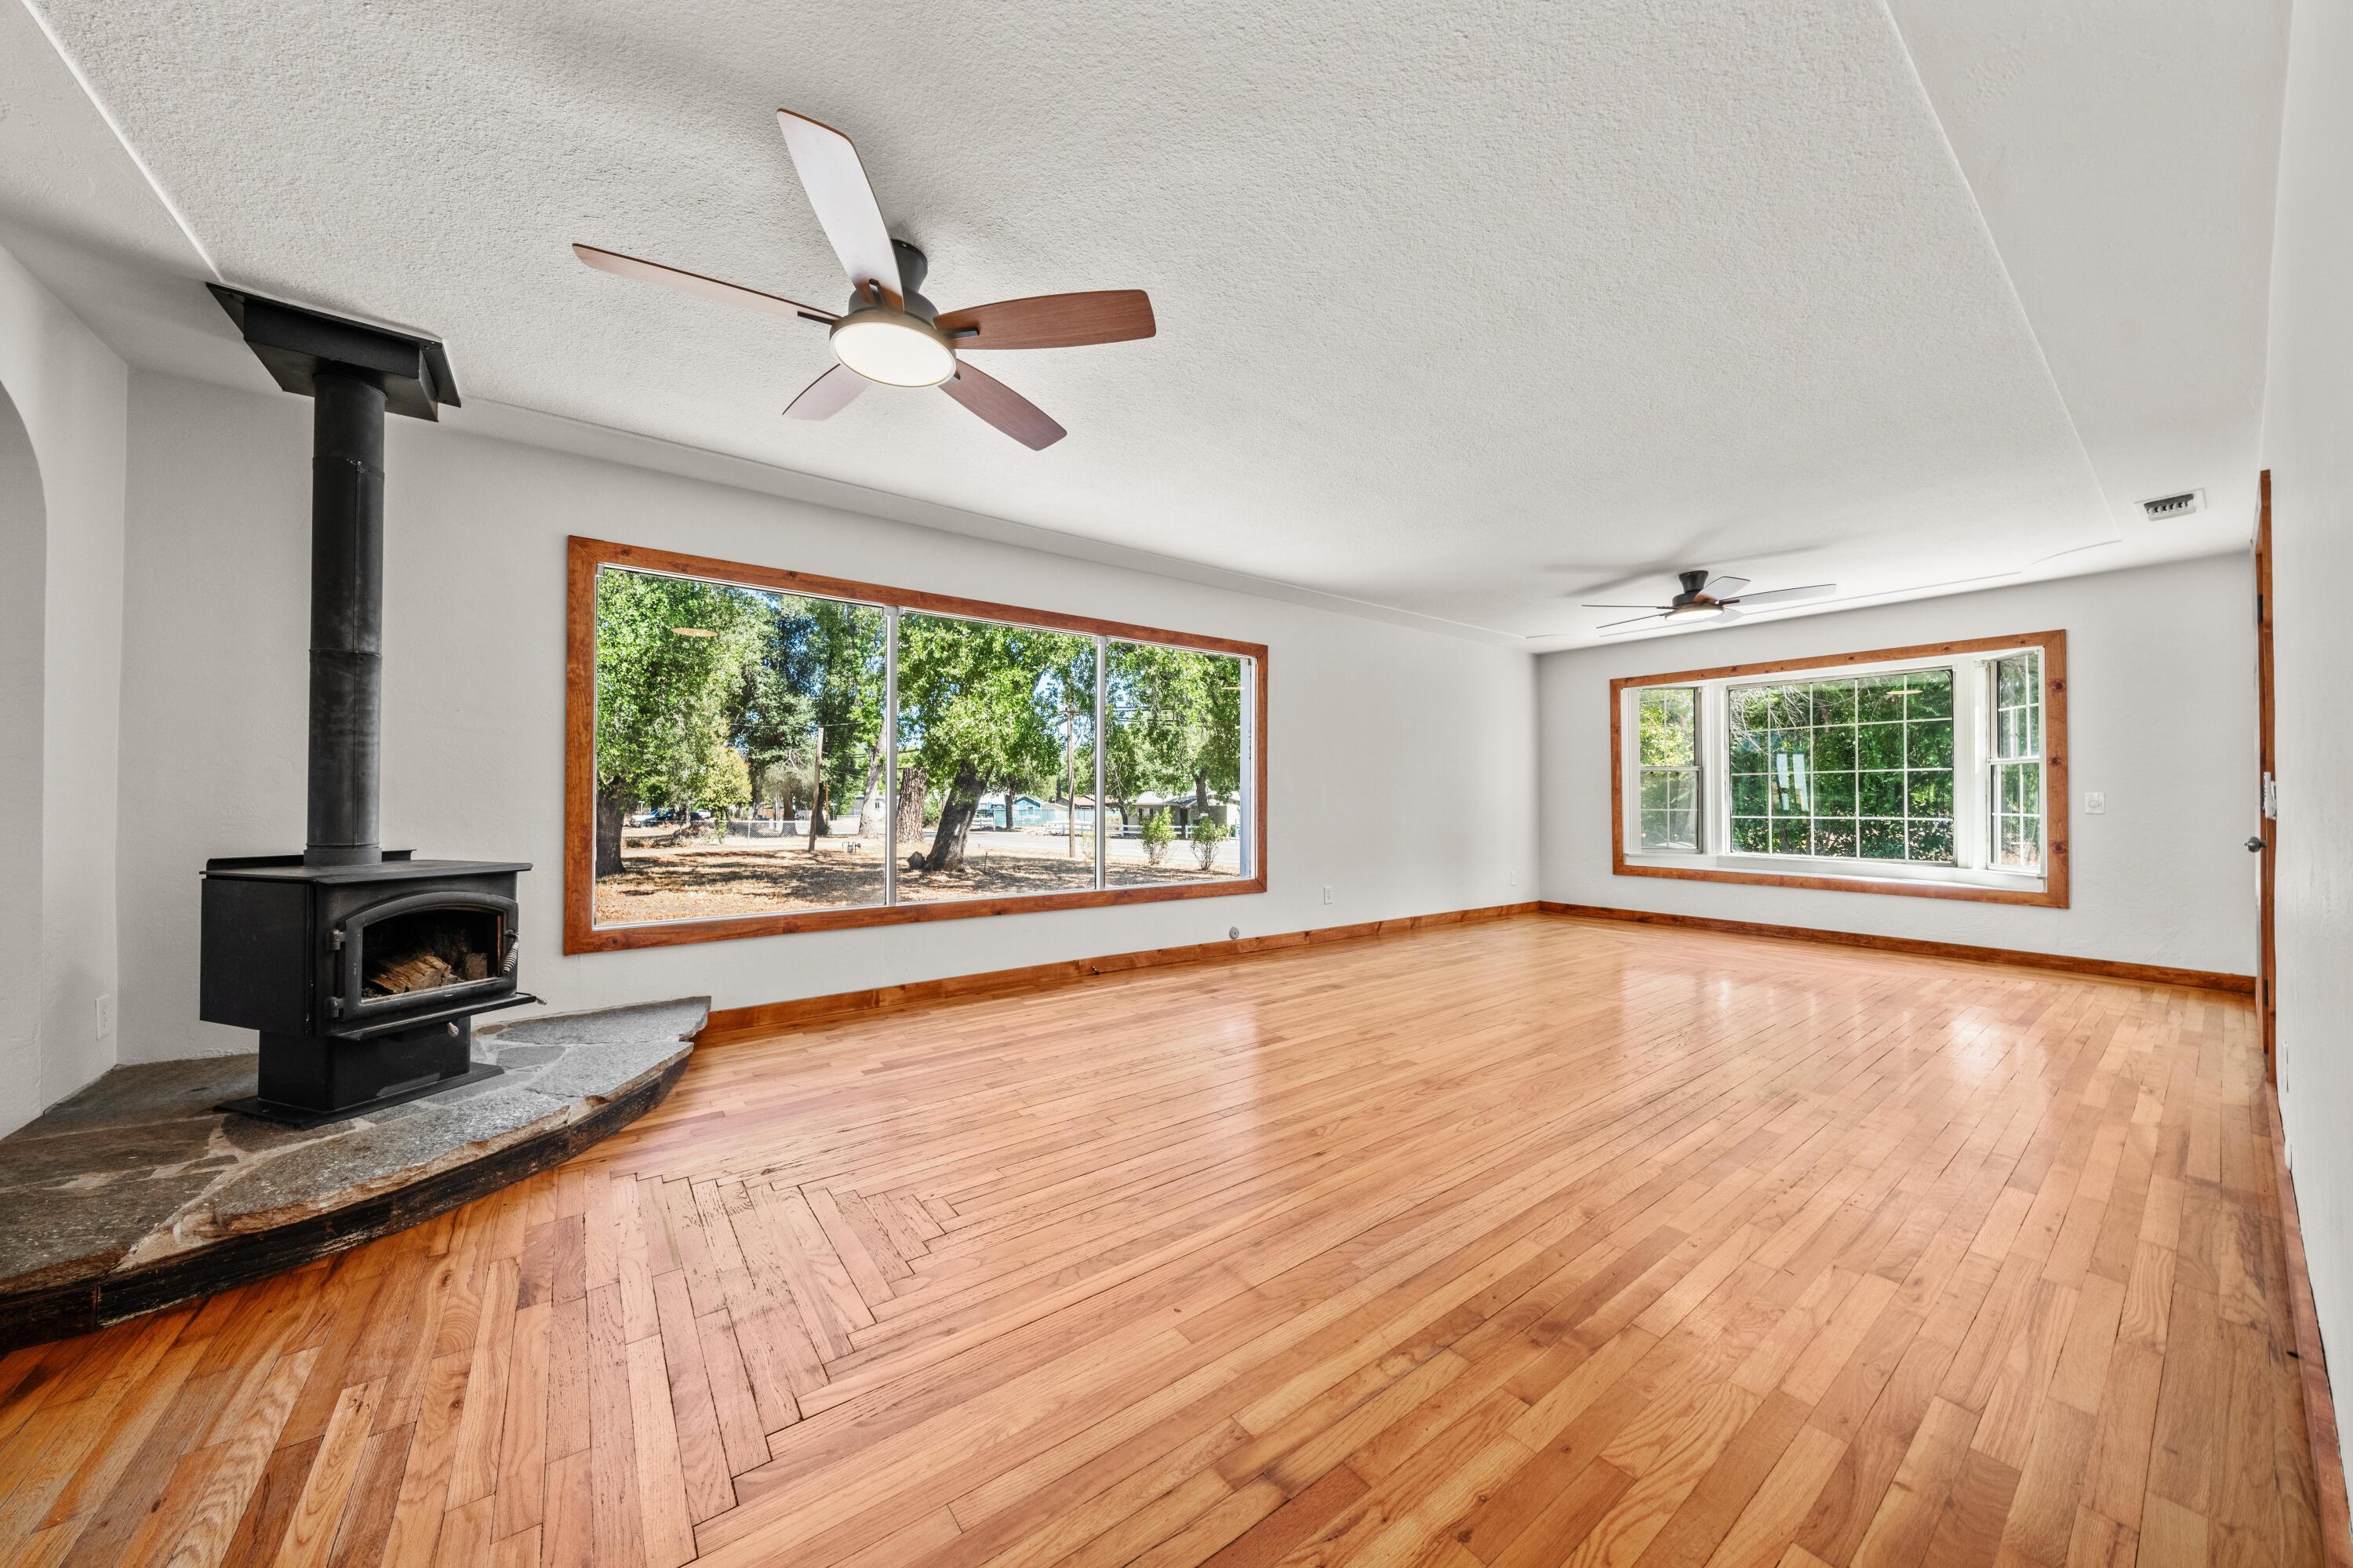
[0,997,705,1349]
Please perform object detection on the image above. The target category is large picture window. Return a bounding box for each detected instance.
[1726,669,1955,864]
[566,537,1266,952]
[1609,631,2066,907]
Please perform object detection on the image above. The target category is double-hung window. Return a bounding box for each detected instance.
[1613,632,2066,907]
[1989,649,2044,872]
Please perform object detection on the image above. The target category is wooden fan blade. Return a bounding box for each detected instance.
[936,290,1156,351]
[1702,575,1751,598]
[784,363,865,421]
[940,362,1066,449]
[776,110,903,307]
[572,244,835,322]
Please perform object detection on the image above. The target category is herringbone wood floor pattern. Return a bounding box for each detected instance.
[0,916,2326,1568]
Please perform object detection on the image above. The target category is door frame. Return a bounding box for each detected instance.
[2257,469,2278,1075]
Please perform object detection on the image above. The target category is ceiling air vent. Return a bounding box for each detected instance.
[2141,489,2204,522]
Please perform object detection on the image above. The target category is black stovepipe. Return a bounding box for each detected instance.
[304,366,387,867]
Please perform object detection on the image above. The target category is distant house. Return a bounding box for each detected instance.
[974,793,1056,829]
[968,792,1232,833]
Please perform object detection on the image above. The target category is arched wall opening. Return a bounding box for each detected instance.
[0,383,46,1134]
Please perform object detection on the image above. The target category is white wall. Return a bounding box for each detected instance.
[1537,555,2257,976]
[2260,0,2353,1506]
[0,239,125,1134]
[115,368,1539,1061]
[0,384,42,1137]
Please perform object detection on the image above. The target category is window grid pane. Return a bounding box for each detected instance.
[1638,687,1697,767]
[1638,768,1700,851]
[1728,669,1955,867]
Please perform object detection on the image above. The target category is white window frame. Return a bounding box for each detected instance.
[1987,647,2046,875]
[1618,646,2049,894]
[1633,686,1704,853]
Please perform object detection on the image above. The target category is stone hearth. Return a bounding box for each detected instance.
[0,998,704,1348]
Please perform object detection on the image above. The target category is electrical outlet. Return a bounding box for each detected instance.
[95,993,114,1040]
[1322,885,1333,905]
[2084,792,2105,815]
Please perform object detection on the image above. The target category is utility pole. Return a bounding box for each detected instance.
[807,719,824,853]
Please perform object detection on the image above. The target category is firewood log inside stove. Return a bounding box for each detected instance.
[363,917,500,997]
[370,952,458,994]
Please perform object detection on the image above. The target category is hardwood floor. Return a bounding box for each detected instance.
[0,914,2329,1568]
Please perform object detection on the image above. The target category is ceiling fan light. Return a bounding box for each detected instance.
[1671,602,1726,621]
[829,311,957,387]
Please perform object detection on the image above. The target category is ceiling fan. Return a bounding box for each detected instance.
[573,110,1156,450]
[1585,569,1835,633]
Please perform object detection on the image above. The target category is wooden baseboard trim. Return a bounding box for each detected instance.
[1537,902,2257,996]
[2268,1085,2353,1568]
[698,901,1543,1043]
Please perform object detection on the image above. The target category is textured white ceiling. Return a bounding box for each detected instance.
[1,0,2286,645]
[1884,0,2287,582]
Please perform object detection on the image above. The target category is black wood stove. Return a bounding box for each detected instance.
[199,289,533,1126]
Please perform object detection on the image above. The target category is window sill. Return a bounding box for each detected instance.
[564,875,1267,954]
[1613,854,2064,908]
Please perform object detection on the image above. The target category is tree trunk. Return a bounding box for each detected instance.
[893,765,928,855]
[595,784,627,877]
[856,744,884,838]
[1195,769,1211,816]
[919,769,984,871]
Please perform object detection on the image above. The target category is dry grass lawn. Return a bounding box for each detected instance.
[593,837,1235,922]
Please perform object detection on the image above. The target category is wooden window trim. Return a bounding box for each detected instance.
[565,536,1270,954]
[1609,630,2069,908]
